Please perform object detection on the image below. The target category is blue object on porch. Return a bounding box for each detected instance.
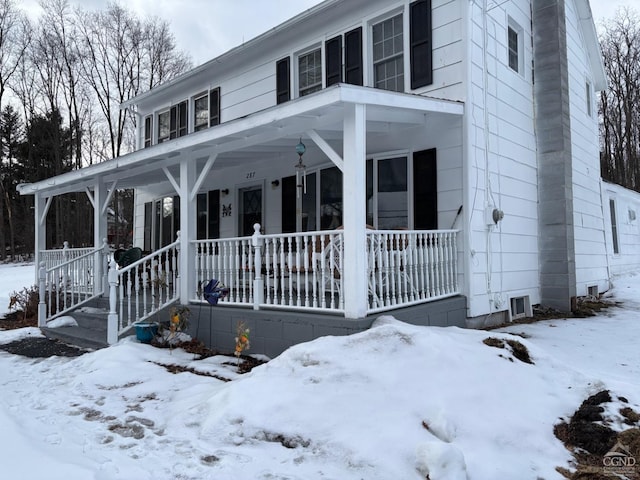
[135,322,158,343]
[203,279,229,306]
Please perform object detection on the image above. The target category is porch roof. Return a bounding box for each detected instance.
[17,84,464,198]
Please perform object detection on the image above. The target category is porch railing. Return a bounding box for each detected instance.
[38,241,110,325]
[108,239,180,340]
[193,226,459,314]
[41,242,95,270]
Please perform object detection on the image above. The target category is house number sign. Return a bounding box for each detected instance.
[246,171,256,179]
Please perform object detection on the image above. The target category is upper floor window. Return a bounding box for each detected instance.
[507,18,523,75]
[158,100,188,144]
[298,48,322,97]
[192,88,220,132]
[586,81,592,117]
[372,13,404,92]
[157,109,170,143]
[194,93,209,132]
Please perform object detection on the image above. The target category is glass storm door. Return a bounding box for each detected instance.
[239,186,263,236]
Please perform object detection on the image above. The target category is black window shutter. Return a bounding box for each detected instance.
[325,35,343,87]
[344,27,363,86]
[410,0,433,89]
[144,116,152,148]
[413,149,437,229]
[178,100,188,137]
[169,105,177,139]
[281,175,297,233]
[209,87,220,126]
[276,57,291,104]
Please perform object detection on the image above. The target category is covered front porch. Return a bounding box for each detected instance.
[20,84,466,349]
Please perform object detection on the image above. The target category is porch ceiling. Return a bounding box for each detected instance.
[18,84,464,198]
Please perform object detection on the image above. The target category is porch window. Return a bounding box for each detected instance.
[366,157,408,229]
[282,172,317,233]
[298,48,322,97]
[320,167,342,229]
[372,13,404,92]
[153,195,180,249]
[197,190,220,239]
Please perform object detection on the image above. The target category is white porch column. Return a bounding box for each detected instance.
[34,194,47,284]
[342,103,368,319]
[179,159,197,304]
[93,179,108,294]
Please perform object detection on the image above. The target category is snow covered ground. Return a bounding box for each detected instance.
[0,262,639,479]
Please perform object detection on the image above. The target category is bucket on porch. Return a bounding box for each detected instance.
[135,322,159,344]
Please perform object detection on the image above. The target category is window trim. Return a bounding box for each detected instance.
[296,45,323,98]
[507,18,524,75]
[157,109,171,144]
[370,11,405,92]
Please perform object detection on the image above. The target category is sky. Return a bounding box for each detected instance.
[1,261,640,478]
[17,0,640,68]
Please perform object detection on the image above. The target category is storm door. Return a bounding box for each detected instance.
[238,185,263,236]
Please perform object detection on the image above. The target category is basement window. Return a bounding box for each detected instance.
[509,295,531,321]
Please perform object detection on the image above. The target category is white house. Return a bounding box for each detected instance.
[18,0,610,356]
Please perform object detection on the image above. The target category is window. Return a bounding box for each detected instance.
[586,81,592,117]
[196,190,220,239]
[152,195,180,249]
[282,173,317,233]
[144,116,152,148]
[610,198,619,254]
[157,110,170,143]
[276,57,291,104]
[509,296,530,320]
[366,157,409,229]
[298,48,322,97]
[194,93,209,132]
[507,19,523,74]
[158,101,188,143]
[320,167,343,229]
[372,13,404,92]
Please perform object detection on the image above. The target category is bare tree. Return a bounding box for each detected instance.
[599,7,640,191]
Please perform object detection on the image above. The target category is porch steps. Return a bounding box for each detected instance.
[41,296,111,349]
[41,296,179,350]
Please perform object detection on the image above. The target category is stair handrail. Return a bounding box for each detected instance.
[108,235,181,343]
[38,240,110,327]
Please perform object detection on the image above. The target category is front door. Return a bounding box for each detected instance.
[238,185,263,236]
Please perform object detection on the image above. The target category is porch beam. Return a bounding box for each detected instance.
[306,129,344,172]
[100,180,118,216]
[85,187,94,208]
[163,167,180,195]
[342,103,368,319]
[93,179,108,294]
[39,196,52,226]
[189,154,217,202]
